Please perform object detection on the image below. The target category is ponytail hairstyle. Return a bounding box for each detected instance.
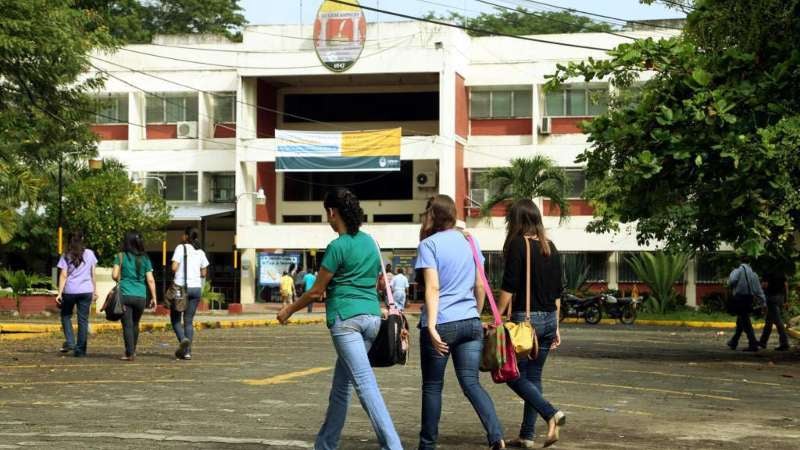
[323,188,364,235]
[66,230,86,269]
[122,230,146,278]
[184,227,201,250]
[504,199,551,257]
[419,195,457,241]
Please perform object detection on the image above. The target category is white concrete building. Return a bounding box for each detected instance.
[89,21,722,309]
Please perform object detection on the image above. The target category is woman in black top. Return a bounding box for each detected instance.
[497,199,565,448]
[759,271,790,351]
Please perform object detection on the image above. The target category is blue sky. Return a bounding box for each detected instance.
[241,0,686,26]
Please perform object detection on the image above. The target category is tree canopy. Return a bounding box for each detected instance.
[426,6,614,36]
[74,0,247,43]
[547,0,800,272]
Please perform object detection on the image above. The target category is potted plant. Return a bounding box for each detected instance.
[0,270,55,315]
[200,280,225,312]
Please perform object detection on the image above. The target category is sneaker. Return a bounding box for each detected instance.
[506,438,535,448]
[175,338,190,359]
[60,342,73,353]
[726,340,737,351]
[183,353,192,360]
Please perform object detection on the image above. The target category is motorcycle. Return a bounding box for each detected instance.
[600,294,640,325]
[560,293,604,324]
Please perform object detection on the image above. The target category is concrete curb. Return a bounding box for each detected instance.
[560,318,764,329]
[0,318,325,340]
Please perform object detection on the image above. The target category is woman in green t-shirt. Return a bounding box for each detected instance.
[110,231,157,361]
[277,188,401,450]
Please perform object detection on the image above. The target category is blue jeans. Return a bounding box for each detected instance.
[316,314,402,450]
[419,317,503,449]
[60,293,92,356]
[170,288,201,347]
[508,311,559,441]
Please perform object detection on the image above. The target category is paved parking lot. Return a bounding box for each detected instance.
[1,319,799,449]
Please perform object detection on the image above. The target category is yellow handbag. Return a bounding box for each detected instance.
[504,236,539,359]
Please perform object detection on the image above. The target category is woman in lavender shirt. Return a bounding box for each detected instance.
[56,231,98,357]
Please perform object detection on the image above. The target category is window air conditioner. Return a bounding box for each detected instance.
[416,171,437,188]
[176,121,198,139]
[539,117,552,135]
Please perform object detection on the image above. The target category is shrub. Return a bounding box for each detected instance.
[699,292,728,314]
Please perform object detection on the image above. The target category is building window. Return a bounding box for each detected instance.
[470,89,532,119]
[545,86,608,117]
[213,93,236,123]
[618,252,642,283]
[147,172,198,201]
[94,94,128,124]
[696,252,735,283]
[146,93,198,123]
[564,169,587,199]
[563,252,608,283]
[283,161,413,201]
[283,215,323,223]
[211,173,235,203]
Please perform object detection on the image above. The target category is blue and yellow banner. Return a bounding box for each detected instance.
[276,128,401,172]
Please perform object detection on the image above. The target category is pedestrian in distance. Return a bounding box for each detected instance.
[294,265,307,299]
[727,255,766,352]
[759,269,791,351]
[280,271,295,306]
[108,231,157,361]
[415,194,505,450]
[170,227,209,360]
[277,188,402,450]
[55,231,98,357]
[496,199,566,448]
[304,269,317,313]
[390,266,409,311]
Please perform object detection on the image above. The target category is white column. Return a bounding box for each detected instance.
[686,258,697,308]
[197,171,207,203]
[198,92,212,150]
[607,252,619,290]
[239,248,256,305]
[438,61,456,198]
[238,78,258,140]
[532,82,540,146]
[128,92,144,146]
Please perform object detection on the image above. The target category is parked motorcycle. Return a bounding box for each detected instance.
[560,293,603,324]
[600,294,640,325]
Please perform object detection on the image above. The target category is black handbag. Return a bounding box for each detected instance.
[103,253,125,321]
[367,238,410,368]
[164,244,189,312]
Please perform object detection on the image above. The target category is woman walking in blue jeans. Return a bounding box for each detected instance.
[56,231,98,357]
[277,188,401,450]
[497,199,566,448]
[415,195,505,450]
[170,227,209,360]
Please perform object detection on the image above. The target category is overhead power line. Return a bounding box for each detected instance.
[328,0,612,51]
[475,0,638,40]
[514,0,684,30]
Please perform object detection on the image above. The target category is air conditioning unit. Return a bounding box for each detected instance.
[470,188,489,205]
[176,121,198,139]
[539,117,552,135]
[415,171,437,188]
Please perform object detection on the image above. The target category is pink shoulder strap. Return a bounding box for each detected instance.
[466,235,502,327]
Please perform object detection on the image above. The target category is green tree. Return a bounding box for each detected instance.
[59,163,171,266]
[74,0,247,43]
[480,156,570,222]
[546,0,800,267]
[425,6,614,36]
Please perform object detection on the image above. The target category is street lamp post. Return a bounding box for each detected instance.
[233,189,266,304]
[133,175,168,298]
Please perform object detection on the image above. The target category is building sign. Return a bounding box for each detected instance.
[313,0,367,72]
[258,253,301,286]
[275,128,401,172]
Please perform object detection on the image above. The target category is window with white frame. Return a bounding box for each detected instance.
[213,93,236,123]
[211,173,235,202]
[94,94,128,124]
[545,86,608,117]
[146,172,198,201]
[145,93,198,123]
[564,168,587,198]
[470,89,532,119]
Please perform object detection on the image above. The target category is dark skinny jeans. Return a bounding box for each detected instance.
[121,295,146,357]
[419,317,503,449]
[760,295,789,348]
[170,287,201,349]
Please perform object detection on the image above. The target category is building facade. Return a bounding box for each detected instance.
[90,21,724,309]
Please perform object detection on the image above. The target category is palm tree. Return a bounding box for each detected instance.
[0,161,43,243]
[480,156,571,222]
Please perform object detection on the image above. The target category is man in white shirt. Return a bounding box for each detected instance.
[390,267,410,310]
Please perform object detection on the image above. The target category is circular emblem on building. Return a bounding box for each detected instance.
[379,157,387,168]
[313,0,367,73]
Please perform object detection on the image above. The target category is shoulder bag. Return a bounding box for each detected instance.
[164,244,189,312]
[503,236,539,359]
[467,235,519,383]
[102,253,126,321]
[367,239,410,368]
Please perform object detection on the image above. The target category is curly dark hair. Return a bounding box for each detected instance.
[324,188,363,235]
